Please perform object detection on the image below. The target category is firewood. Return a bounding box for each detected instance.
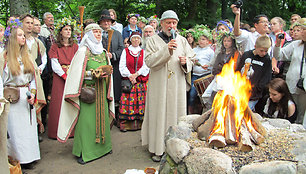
[197,110,215,141]
[192,109,212,130]
[209,133,226,148]
[238,121,255,152]
[245,107,267,137]
[246,122,265,145]
[225,96,237,144]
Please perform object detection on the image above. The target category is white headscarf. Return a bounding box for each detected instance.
[79,23,104,55]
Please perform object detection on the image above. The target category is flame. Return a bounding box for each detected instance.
[210,52,253,141]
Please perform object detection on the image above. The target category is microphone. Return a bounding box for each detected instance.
[170,29,176,40]
[26,91,33,125]
[26,91,32,99]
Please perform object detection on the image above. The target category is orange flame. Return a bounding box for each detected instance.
[210,52,253,141]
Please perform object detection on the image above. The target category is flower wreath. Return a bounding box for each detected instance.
[147,15,160,24]
[215,20,233,34]
[180,28,195,38]
[138,16,148,24]
[126,13,140,21]
[216,31,235,44]
[1,19,22,47]
[54,16,80,42]
[193,24,212,41]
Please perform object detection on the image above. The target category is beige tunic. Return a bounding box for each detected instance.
[0,99,10,174]
[141,34,195,155]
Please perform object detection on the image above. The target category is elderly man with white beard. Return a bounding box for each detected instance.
[141,10,195,162]
[142,25,155,50]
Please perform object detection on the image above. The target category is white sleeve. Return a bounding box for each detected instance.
[235,29,250,44]
[137,50,150,76]
[38,52,47,71]
[119,49,131,77]
[0,76,3,98]
[29,75,36,90]
[51,58,65,76]
[273,42,295,61]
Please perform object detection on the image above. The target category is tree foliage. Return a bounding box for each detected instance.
[0,0,305,29]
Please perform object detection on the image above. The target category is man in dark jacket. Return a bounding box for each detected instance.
[99,9,125,122]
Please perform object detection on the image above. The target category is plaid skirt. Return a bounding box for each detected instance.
[119,81,147,120]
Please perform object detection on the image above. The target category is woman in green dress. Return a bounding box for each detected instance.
[57,23,115,164]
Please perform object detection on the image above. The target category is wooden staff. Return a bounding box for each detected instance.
[107,29,114,52]
[78,6,85,38]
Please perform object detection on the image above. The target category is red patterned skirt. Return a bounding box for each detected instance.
[119,81,147,131]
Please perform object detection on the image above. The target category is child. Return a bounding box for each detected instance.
[236,35,272,110]
[188,29,214,114]
[207,33,240,107]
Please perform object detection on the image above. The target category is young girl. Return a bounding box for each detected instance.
[1,26,45,169]
[207,33,240,107]
[262,78,297,123]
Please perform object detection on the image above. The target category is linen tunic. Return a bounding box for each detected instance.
[3,62,40,164]
[141,34,194,155]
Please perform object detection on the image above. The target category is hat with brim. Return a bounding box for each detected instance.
[98,9,115,23]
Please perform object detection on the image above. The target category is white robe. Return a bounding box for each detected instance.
[141,34,194,155]
[3,63,40,164]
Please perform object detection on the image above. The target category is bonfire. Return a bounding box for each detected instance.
[193,53,266,151]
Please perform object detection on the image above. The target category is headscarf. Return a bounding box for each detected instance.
[79,23,104,55]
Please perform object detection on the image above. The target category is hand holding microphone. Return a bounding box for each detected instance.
[168,29,177,54]
[26,91,34,106]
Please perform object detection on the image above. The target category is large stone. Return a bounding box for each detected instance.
[261,121,277,131]
[292,134,306,161]
[166,138,190,164]
[267,118,291,129]
[290,124,306,133]
[184,148,234,174]
[179,114,201,125]
[239,161,297,174]
[164,125,192,143]
[297,161,306,174]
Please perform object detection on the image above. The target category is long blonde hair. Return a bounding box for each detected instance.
[5,27,34,76]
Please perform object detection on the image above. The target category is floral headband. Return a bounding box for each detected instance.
[148,15,160,24]
[54,16,79,35]
[54,17,81,41]
[1,19,22,47]
[216,20,233,33]
[180,28,195,38]
[193,24,212,41]
[216,31,235,44]
[126,13,140,21]
[138,16,147,24]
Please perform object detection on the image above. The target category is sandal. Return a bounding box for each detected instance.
[151,155,161,162]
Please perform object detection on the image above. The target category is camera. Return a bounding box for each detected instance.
[278,33,284,39]
[234,0,243,8]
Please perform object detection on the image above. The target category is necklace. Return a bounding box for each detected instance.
[90,52,107,63]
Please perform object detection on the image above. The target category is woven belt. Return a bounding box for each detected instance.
[6,83,29,88]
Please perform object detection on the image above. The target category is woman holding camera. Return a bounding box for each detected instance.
[269,17,292,79]
[119,32,149,132]
[57,23,115,164]
[273,18,306,125]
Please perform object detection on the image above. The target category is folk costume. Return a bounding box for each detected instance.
[57,24,115,163]
[0,89,10,173]
[141,10,194,157]
[119,44,149,131]
[47,43,78,138]
[0,51,46,164]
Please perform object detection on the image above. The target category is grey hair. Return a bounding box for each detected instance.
[43,12,53,20]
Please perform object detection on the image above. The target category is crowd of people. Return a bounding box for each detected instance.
[0,5,305,173]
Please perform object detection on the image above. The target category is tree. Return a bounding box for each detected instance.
[10,0,30,16]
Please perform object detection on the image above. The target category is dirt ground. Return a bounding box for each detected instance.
[24,126,159,174]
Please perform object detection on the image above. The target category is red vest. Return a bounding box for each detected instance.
[125,48,149,82]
